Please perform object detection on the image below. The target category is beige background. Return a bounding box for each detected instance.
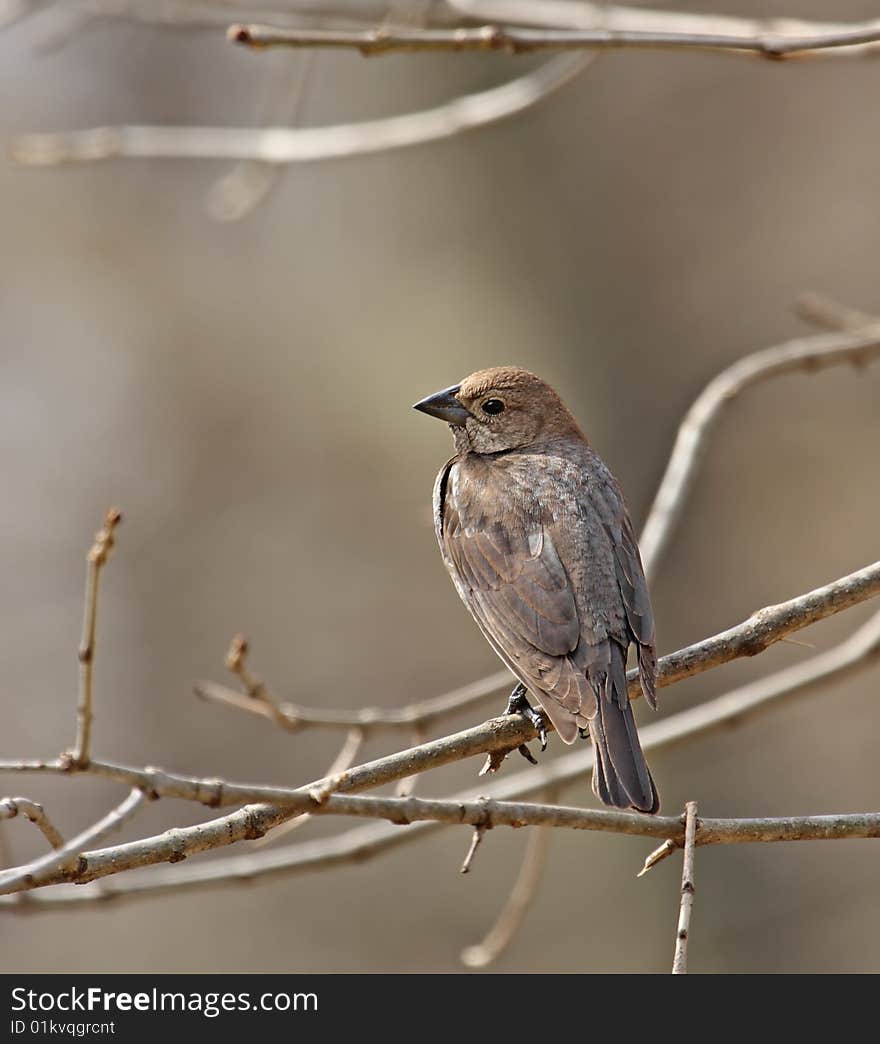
[1,0,879,972]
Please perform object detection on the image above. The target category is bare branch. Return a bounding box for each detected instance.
[222,633,293,731]
[228,20,880,60]
[638,838,676,877]
[453,0,880,45]
[671,801,698,974]
[7,787,880,899]
[638,561,880,699]
[11,53,590,167]
[0,787,144,894]
[70,507,122,768]
[0,796,65,850]
[197,559,880,743]
[4,557,877,799]
[196,668,510,733]
[638,324,880,580]
[2,589,879,904]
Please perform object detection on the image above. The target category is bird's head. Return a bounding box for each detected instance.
[413,366,584,454]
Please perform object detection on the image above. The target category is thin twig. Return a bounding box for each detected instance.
[223,633,292,731]
[11,54,591,167]
[638,838,677,877]
[196,668,510,732]
[638,323,880,580]
[794,292,880,336]
[0,796,65,850]
[228,21,880,60]
[671,801,698,974]
[459,823,487,873]
[0,787,145,894]
[70,507,121,768]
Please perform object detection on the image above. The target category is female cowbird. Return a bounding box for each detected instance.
[414,367,659,814]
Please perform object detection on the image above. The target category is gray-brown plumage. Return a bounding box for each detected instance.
[414,366,659,814]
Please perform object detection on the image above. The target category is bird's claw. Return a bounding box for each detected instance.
[505,684,548,754]
[517,743,538,765]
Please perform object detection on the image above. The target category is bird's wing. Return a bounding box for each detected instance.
[436,460,593,742]
[436,454,658,744]
[584,467,658,709]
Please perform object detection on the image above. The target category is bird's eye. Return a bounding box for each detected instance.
[481,398,505,416]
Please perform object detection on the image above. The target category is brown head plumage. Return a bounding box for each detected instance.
[414,366,586,455]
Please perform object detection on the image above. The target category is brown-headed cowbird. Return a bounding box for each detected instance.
[414,367,659,814]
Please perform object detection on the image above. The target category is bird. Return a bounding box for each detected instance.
[413,366,659,814]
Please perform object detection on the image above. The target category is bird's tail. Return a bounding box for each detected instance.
[589,643,659,815]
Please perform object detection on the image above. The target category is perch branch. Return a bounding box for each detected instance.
[1,593,879,903]
[198,556,880,736]
[671,800,698,974]
[4,558,877,802]
[70,507,121,768]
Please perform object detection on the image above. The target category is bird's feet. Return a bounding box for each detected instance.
[505,683,547,761]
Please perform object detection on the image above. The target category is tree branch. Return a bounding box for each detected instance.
[10,53,591,167]
[6,790,880,898]
[0,796,65,851]
[197,558,880,738]
[0,787,145,894]
[671,800,698,974]
[2,576,879,903]
[228,20,880,60]
[70,507,121,768]
[638,326,880,580]
[5,557,877,798]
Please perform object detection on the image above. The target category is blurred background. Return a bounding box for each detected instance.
[1,0,879,974]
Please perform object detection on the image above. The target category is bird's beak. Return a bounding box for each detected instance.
[412,384,470,427]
